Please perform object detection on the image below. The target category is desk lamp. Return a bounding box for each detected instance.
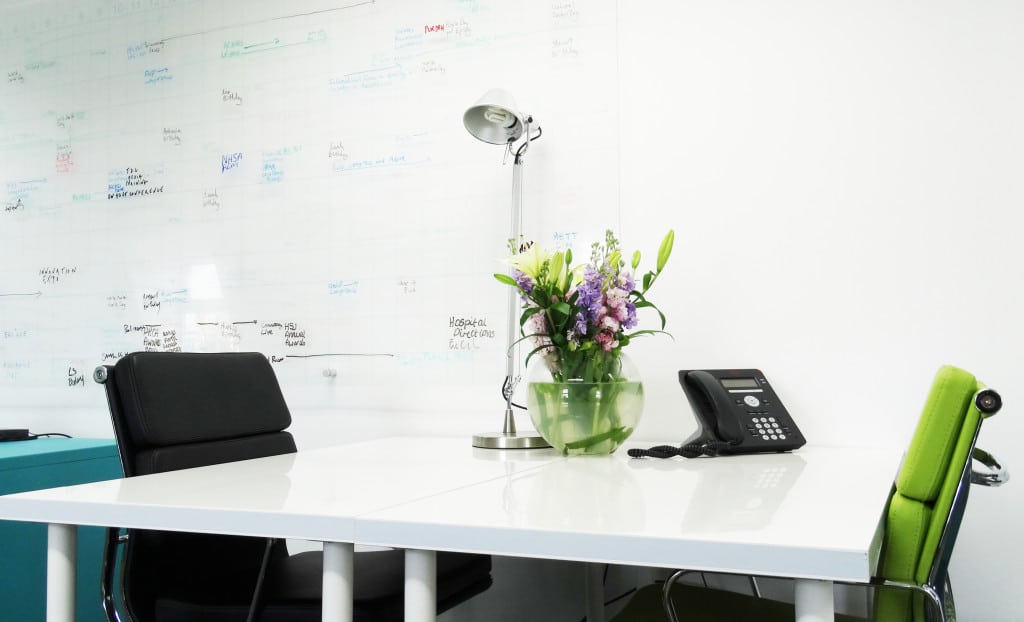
[464,88,549,449]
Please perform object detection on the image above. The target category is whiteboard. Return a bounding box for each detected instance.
[6,0,1022,440]
[0,0,623,411]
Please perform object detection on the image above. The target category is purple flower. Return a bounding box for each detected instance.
[496,229,672,383]
[622,300,638,329]
[513,269,534,293]
[573,312,588,336]
[618,271,635,292]
[577,266,605,322]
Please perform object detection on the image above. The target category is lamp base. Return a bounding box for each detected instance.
[472,431,551,449]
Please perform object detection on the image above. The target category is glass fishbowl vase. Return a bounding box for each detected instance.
[526,354,644,456]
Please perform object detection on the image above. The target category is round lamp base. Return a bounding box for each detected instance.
[472,432,551,449]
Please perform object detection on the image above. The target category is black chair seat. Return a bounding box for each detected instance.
[155,549,491,622]
[271,548,491,606]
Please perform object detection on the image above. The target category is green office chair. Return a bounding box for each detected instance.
[611,365,1008,622]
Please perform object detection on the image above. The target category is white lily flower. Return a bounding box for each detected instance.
[508,242,549,279]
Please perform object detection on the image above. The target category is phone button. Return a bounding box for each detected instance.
[743,395,761,407]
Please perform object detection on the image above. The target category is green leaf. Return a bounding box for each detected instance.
[494,273,517,286]
[656,229,675,272]
[523,343,553,368]
[549,301,572,322]
[563,426,630,450]
[653,305,667,329]
[509,332,542,349]
[631,291,667,329]
[519,306,543,327]
[625,328,674,340]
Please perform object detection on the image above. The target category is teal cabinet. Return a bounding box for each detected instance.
[0,438,122,622]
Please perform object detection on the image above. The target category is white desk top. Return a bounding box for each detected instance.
[356,444,901,582]
[0,437,559,541]
[0,437,901,583]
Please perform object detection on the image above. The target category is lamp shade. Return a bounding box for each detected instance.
[463,88,526,144]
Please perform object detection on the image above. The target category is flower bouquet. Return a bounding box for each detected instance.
[495,229,674,454]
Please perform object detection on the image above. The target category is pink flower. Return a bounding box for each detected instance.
[526,310,555,353]
[601,315,620,332]
[606,287,627,306]
[604,288,630,322]
[594,331,619,352]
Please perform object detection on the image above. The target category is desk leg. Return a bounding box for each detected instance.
[405,549,436,622]
[794,579,834,622]
[47,523,76,622]
[585,563,605,622]
[323,542,354,622]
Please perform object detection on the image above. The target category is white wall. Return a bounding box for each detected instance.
[3,1,1023,620]
[617,3,1024,619]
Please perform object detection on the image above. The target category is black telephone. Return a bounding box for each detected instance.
[628,369,806,459]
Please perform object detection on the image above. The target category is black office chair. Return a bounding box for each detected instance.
[94,351,492,622]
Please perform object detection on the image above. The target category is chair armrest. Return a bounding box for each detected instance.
[971,447,1009,487]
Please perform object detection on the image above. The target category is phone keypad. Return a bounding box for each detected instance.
[747,415,790,441]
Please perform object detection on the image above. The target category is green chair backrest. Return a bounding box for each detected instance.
[874,365,988,621]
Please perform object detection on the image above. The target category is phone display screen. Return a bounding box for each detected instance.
[721,378,760,389]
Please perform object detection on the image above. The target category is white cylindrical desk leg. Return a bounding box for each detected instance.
[794,579,834,622]
[47,523,76,622]
[405,549,436,622]
[585,563,605,622]
[322,542,354,622]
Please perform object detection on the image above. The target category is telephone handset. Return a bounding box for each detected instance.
[628,369,806,459]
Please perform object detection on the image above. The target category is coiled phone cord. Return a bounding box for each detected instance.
[627,440,738,459]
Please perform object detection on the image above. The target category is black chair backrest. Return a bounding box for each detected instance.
[98,351,298,621]
[105,351,297,476]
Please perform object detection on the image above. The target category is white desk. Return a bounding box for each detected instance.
[0,437,902,622]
